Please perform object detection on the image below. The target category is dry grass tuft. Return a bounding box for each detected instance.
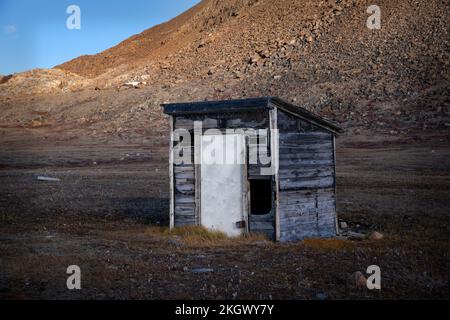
[144,226,168,236]
[144,225,269,246]
[237,232,268,241]
[169,225,228,242]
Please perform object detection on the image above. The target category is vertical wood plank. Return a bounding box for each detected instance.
[332,134,339,234]
[169,116,175,230]
[242,135,250,234]
[270,109,280,241]
[194,132,202,226]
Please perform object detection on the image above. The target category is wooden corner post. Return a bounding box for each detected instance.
[269,108,280,241]
[169,115,175,230]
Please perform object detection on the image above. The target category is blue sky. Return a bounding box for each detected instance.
[0,0,200,74]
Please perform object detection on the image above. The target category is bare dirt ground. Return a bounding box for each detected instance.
[0,127,448,300]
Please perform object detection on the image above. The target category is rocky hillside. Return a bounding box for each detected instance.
[0,0,448,136]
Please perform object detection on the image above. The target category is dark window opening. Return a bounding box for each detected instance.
[249,179,272,215]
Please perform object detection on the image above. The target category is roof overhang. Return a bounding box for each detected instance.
[162,97,343,134]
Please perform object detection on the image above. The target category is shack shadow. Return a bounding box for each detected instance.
[108,197,169,226]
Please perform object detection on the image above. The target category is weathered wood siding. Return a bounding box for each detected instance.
[173,111,269,131]
[173,164,196,226]
[249,210,275,240]
[277,109,337,241]
[172,111,273,231]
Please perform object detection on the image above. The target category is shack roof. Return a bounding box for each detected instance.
[162,97,343,133]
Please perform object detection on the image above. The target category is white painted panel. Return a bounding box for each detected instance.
[200,134,245,237]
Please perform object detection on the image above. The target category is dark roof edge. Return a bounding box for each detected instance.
[162,97,271,115]
[269,97,343,134]
[161,97,343,134]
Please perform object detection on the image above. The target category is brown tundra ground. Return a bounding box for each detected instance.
[0,127,449,299]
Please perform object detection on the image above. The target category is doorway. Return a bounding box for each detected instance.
[199,133,248,237]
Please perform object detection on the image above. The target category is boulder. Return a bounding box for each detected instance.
[368,231,384,240]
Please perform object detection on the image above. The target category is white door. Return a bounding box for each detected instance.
[200,133,247,237]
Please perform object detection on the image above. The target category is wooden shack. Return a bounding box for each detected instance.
[162,97,342,241]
